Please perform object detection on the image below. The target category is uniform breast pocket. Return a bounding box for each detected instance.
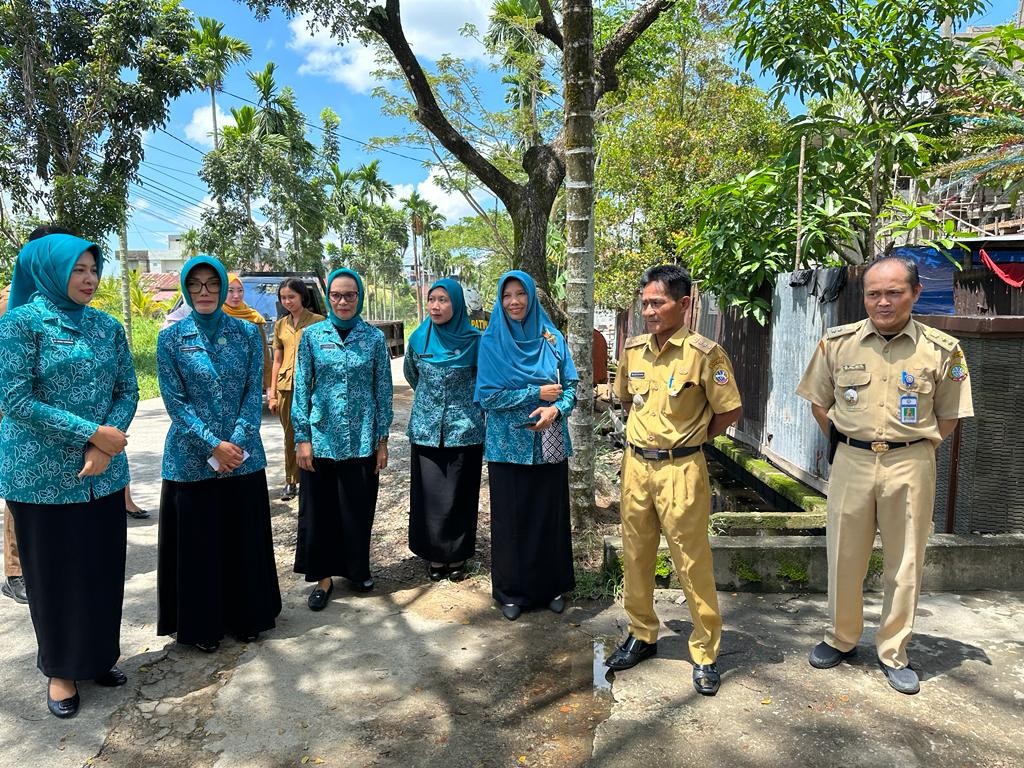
[897,374,934,416]
[835,370,871,412]
[626,377,650,402]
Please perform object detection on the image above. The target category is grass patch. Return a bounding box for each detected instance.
[129,316,161,401]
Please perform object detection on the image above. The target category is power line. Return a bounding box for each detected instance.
[218,87,430,164]
[145,142,204,166]
[158,127,207,156]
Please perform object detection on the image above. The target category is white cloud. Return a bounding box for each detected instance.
[416,168,476,222]
[288,2,492,93]
[184,105,236,148]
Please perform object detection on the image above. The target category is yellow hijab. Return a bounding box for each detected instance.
[222,273,265,325]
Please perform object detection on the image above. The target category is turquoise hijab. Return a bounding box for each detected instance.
[9,234,102,324]
[325,267,364,331]
[407,278,481,368]
[180,255,228,339]
[474,270,577,402]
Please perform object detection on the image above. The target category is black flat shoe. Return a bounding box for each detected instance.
[693,663,721,696]
[94,667,128,687]
[126,507,150,519]
[237,633,260,643]
[349,578,374,593]
[308,580,334,611]
[427,564,447,582]
[194,641,220,653]
[605,634,658,670]
[447,563,467,582]
[809,641,857,669]
[548,595,566,614]
[281,483,298,501]
[501,603,522,621]
[47,682,79,719]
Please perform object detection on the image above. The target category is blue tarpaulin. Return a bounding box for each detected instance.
[892,245,959,315]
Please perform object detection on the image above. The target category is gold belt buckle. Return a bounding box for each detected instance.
[870,441,890,453]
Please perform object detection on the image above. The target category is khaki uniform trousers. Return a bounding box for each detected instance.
[3,503,21,578]
[277,389,299,486]
[826,440,936,669]
[620,448,720,665]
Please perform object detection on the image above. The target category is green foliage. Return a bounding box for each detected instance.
[776,553,809,586]
[654,552,674,582]
[730,553,761,584]
[867,551,885,579]
[92,273,171,319]
[0,0,199,247]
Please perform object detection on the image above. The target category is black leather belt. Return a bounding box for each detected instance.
[837,432,927,454]
[628,442,702,461]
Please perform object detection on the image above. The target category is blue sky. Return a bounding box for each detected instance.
[124,0,1024,254]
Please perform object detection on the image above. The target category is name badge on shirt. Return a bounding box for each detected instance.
[899,394,918,424]
[320,343,338,350]
[52,338,75,346]
[629,371,645,379]
[180,345,203,353]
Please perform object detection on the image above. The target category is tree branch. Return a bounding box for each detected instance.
[535,0,564,50]
[595,0,673,98]
[366,1,522,210]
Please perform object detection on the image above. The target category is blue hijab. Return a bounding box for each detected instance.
[180,255,228,339]
[326,267,364,331]
[474,270,577,402]
[9,234,102,324]
[407,278,481,368]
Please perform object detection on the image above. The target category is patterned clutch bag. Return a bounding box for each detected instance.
[540,421,566,464]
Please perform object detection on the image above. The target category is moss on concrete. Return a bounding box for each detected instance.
[710,511,826,532]
[711,436,827,516]
[730,553,761,584]
[867,551,884,579]
[776,553,810,586]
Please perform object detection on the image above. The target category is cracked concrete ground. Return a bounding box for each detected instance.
[2,357,1023,767]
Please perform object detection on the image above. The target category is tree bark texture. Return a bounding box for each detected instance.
[563,0,597,526]
[118,222,133,349]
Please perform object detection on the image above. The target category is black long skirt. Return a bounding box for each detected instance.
[294,456,378,582]
[409,443,483,563]
[9,489,126,679]
[157,470,281,644]
[488,461,575,607]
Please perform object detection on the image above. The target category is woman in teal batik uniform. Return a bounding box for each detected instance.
[156,255,281,653]
[405,278,483,582]
[292,268,393,611]
[0,234,139,718]
[475,271,578,622]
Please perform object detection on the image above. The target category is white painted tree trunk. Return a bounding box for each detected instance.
[118,222,133,349]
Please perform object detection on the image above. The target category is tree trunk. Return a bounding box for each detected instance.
[118,222,133,349]
[210,86,220,151]
[563,0,597,526]
[412,230,423,322]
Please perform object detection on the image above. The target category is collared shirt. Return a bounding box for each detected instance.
[271,308,324,392]
[614,326,742,449]
[291,319,393,460]
[404,353,484,448]
[796,318,974,444]
[0,295,139,503]
[157,314,267,482]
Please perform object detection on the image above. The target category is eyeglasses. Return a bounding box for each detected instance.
[186,280,222,295]
[328,291,359,303]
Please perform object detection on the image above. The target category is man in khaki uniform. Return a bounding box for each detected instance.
[797,256,974,694]
[606,265,742,696]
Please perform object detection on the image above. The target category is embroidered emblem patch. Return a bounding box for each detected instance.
[949,364,968,382]
[713,369,730,385]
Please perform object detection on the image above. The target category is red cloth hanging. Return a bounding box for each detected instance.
[980,248,1024,288]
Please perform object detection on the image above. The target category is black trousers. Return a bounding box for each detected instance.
[9,489,127,679]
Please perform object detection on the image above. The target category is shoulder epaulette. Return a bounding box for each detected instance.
[825,320,864,339]
[921,325,959,352]
[687,333,718,355]
[624,334,649,349]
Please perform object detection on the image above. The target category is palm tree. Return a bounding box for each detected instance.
[354,160,395,205]
[485,0,547,148]
[403,190,432,321]
[190,17,252,150]
[220,105,289,226]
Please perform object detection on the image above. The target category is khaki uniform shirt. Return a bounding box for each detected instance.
[614,326,742,449]
[796,318,974,444]
[271,308,324,392]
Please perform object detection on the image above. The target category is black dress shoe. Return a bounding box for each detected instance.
[878,661,920,694]
[126,507,150,519]
[47,682,80,719]
[237,633,260,643]
[308,580,334,611]
[94,667,128,687]
[281,483,298,501]
[693,663,721,696]
[808,641,857,669]
[427,563,447,582]
[447,562,467,582]
[194,641,220,653]
[548,595,566,614]
[349,578,374,592]
[605,634,657,670]
[501,603,522,621]
[2,575,28,604]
